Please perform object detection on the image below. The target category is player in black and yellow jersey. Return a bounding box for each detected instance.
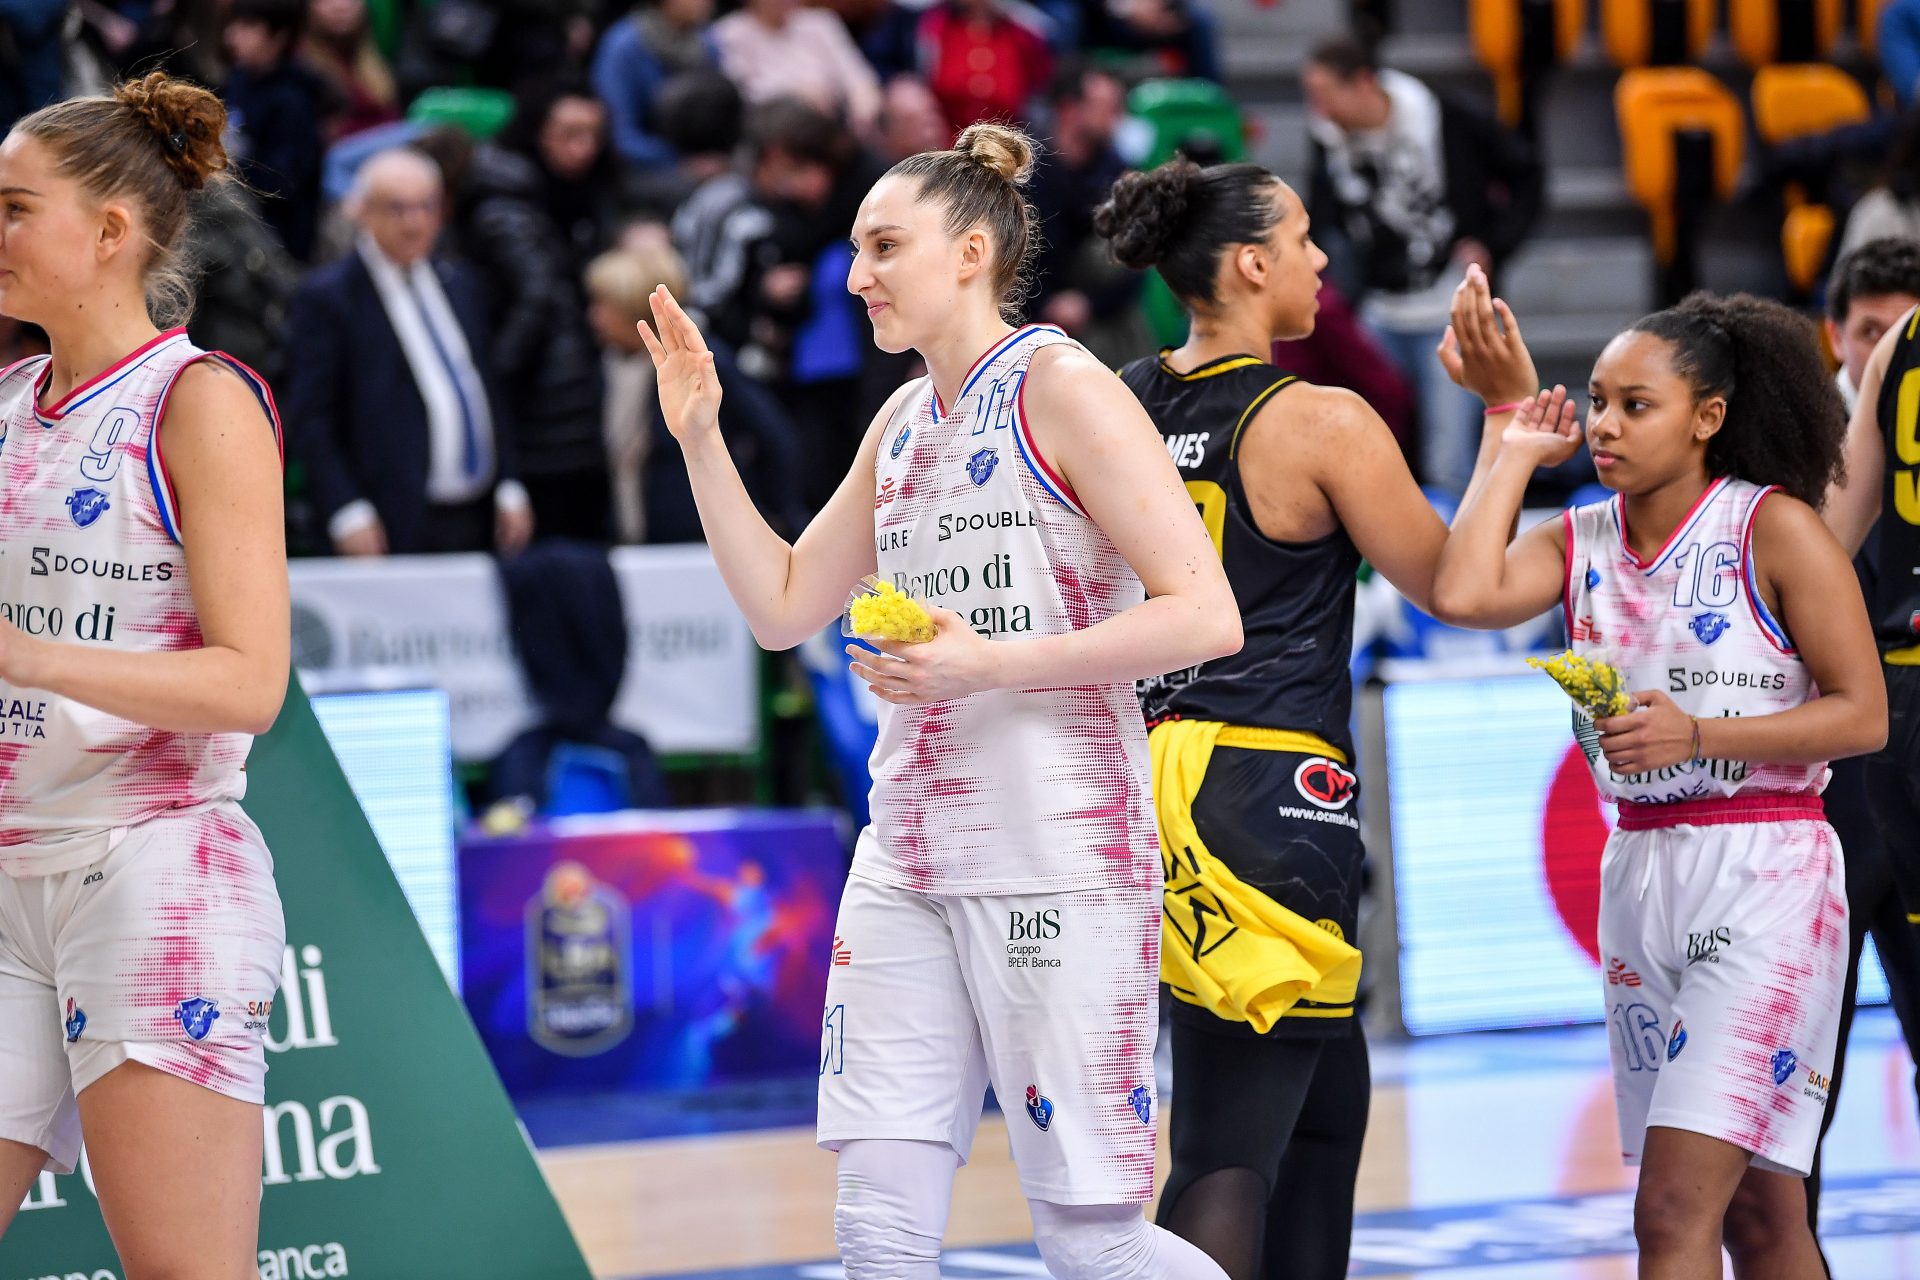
[1094,160,1529,1280]
[1826,303,1920,1132]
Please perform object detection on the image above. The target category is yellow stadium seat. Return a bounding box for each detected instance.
[1602,0,1714,67]
[1728,0,1843,67]
[1615,68,1745,264]
[1751,64,1870,145]
[1781,203,1836,295]
[1862,0,1897,56]
[1471,0,1587,124]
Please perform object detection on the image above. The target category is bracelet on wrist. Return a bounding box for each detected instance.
[1484,399,1529,416]
[1688,715,1703,761]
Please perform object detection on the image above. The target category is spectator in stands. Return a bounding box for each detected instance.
[1826,238,1920,411]
[1303,35,1541,495]
[224,0,331,259]
[585,239,807,541]
[1029,60,1144,364]
[1076,0,1219,82]
[630,66,746,217]
[300,0,401,143]
[453,77,623,542]
[916,0,1053,132]
[185,183,303,388]
[592,0,719,169]
[670,77,776,354]
[394,0,595,100]
[1883,0,1920,108]
[876,74,951,161]
[283,148,534,556]
[0,0,65,133]
[1837,110,1920,262]
[712,0,881,134]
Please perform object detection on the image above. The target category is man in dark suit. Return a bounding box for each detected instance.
[283,147,536,555]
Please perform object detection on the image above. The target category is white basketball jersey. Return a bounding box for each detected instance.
[0,329,281,876]
[863,324,1156,896]
[1563,476,1826,805]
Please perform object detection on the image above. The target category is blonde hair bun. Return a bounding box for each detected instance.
[955,122,1036,187]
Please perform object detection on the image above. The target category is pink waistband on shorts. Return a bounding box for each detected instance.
[1615,791,1825,831]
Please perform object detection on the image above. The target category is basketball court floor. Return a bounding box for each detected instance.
[531,1008,1920,1279]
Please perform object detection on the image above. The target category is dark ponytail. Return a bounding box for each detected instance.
[1628,293,1846,508]
[1093,158,1280,309]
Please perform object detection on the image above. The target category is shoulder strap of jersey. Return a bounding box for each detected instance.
[1877,305,1920,455]
[147,349,286,544]
[1226,373,1301,460]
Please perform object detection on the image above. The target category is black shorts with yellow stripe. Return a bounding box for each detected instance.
[1168,732,1366,1040]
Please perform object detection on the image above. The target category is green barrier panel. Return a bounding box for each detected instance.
[6,674,594,1280]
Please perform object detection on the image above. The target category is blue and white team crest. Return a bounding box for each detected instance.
[1689,611,1730,645]
[175,996,221,1042]
[64,998,85,1043]
[966,448,999,487]
[1771,1048,1799,1086]
[1024,1084,1055,1131]
[65,486,111,528]
[890,425,912,459]
[1129,1085,1153,1126]
[1667,1020,1686,1061]
[1585,567,1602,591]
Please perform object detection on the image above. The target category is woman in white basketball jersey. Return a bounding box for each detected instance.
[641,122,1240,1277]
[0,75,289,1278]
[1434,294,1886,1279]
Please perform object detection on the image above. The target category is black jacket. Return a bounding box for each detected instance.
[455,144,609,477]
[1309,85,1543,299]
[281,251,518,553]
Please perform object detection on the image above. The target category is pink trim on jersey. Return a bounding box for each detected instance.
[1561,508,1578,637]
[1616,791,1824,829]
[1613,476,1730,571]
[33,328,188,421]
[1740,485,1796,655]
[1012,360,1086,516]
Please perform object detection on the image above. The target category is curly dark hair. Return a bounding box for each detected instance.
[1627,292,1846,508]
[1093,159,1280,308]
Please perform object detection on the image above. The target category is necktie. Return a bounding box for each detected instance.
[407,267,484,483]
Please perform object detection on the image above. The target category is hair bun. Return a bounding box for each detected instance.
[1094,159,1200,270]
[113,72,229,190]
[954,122,1035,186]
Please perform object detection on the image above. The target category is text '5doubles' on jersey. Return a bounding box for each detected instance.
[0,329,283,876]
[1562,476,1825,805]
[865,324,1156,897]
[1871,307,1920,658]
[1119,352,1362,755]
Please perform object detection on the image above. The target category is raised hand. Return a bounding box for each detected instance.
[1503,385,1585,468]
[636,285,723,443]
[1437,263,1539,408]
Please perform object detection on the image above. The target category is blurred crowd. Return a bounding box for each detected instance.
[0,0,1224,557]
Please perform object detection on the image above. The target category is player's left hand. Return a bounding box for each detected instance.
[845,607,996,704]
[1595,689,1697,773]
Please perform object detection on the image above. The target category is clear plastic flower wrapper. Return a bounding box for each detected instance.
[845,575,937,644]
[1525,648,1636,720]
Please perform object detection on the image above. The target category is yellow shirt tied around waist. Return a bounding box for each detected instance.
[1150,718,1364,1033]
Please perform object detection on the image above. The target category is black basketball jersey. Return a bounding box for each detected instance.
[1870,311,1920,656]
[1121,351,1363,752]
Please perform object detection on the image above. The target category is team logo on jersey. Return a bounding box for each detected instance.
[890,425,911,459]
[1024,1085,1055,1132]
[831,935,852,967]
[966,448,999,487]
[64,998,86,1043]
[1606,958,1641,987]
[1771,1048,1798,1087]
[1294,757,1357,810]
[1585,567,1602,591]
[1129,1085,1153,1126]
[65,487,110,528]
[174,997,221,1042]
[1667,1020,1686,1061]
[874,476,898,509]
[1688,611,1730,645]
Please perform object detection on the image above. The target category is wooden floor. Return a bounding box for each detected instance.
[535,1013,1920,1280]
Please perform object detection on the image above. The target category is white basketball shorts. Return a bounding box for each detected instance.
[817,834,1162,1205]
[1599,794,1847,1177]
[0,802,284,1173]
